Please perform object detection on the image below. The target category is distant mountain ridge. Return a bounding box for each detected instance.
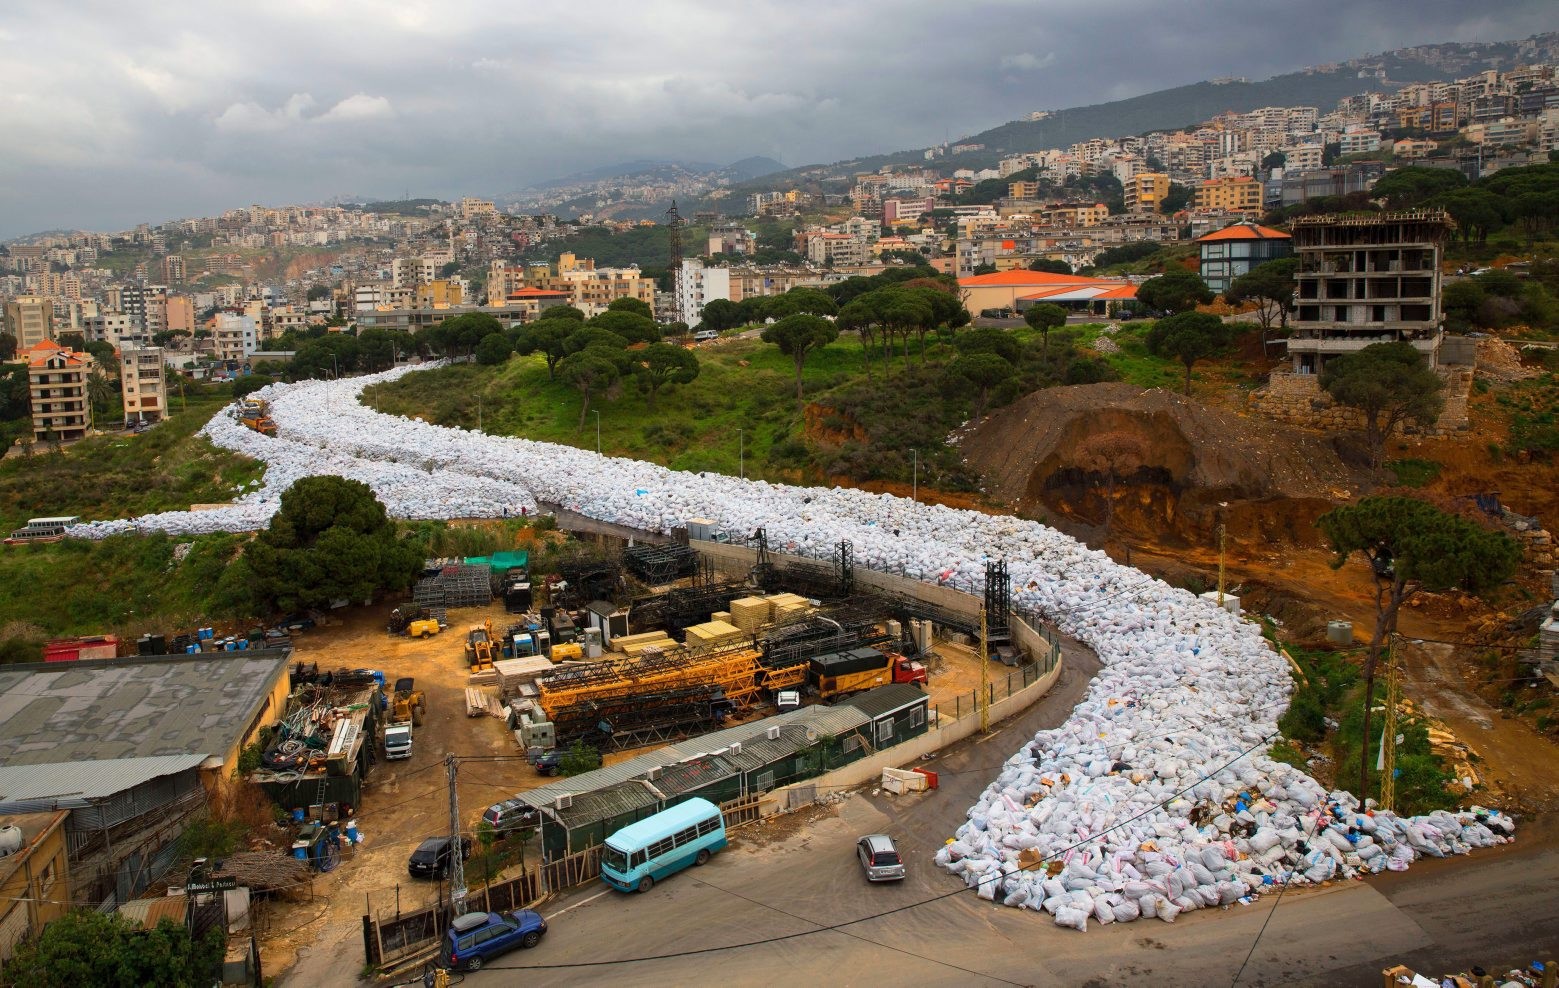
[740,31,1559,189]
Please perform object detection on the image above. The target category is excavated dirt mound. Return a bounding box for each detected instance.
[961,383,1360,547]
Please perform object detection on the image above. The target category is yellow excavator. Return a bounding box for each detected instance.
[466,619,498,673]
[238,398,278,437]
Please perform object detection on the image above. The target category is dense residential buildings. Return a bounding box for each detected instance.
[1195,224,1294,294]
[1287,210,1452,373]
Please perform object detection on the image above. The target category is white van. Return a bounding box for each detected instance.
[693,330,720,342]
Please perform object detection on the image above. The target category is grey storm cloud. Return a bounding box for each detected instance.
[0,0,1553,237]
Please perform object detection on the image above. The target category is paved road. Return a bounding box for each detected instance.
[460,630,1558,987]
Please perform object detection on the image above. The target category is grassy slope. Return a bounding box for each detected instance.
[0,393,265,531]
[365,334,879,480]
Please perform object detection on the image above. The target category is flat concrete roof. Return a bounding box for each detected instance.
[0,650,291,767]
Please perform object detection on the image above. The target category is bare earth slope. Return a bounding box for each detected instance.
[961,383,1358,547]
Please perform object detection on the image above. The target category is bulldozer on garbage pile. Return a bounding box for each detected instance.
[238,398,278,437]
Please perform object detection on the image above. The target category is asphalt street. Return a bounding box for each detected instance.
[463,635,1558,987]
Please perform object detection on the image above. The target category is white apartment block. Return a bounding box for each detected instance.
[213,313,259,362]
[673,259,731,327]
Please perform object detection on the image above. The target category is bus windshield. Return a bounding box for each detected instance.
[602,845,629,873]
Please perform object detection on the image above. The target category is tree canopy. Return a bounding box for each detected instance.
[1320,342,1444,469]
[1028,258,1073,275]
[605,296,653,319]
[950,352,1015,418]
[1136,269,1213,313]
[584,309,660,345]
[633,342,699,409]
[1145,311,1235,393]
[557,351,619,429]
[761,313,839,399]
[511,321,573,378]
[242,476,422,615]
[475,332,514,366]
[697,297,742,331]
[1226,258,1297,353]
[1317,496,1520,798]
[0,910,224,988]
[1023,302,1068,350]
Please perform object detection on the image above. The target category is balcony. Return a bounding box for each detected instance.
[1286,333,1440,355]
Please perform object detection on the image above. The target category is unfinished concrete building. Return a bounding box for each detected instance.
[1287,210,1453,374]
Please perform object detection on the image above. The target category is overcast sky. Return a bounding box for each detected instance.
[0,1,1553,238]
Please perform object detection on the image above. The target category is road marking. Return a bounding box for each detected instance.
[544,889,609,919]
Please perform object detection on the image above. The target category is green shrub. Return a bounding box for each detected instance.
[1386,458,1442,488]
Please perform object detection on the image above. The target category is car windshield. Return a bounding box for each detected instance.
[602,845,630,872]
[872,851,899,865]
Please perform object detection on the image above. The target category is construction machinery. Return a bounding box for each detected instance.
[808,648,926,701]
[387,606,445,638]
[390,677,427,726]
[536,643,775,749]
[384,677,424,760]
[466,620,498,673]
[238,398,278,437]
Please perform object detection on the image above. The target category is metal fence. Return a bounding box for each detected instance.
[930,658,1049,725]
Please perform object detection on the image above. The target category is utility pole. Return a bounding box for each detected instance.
[477,397,482,432]
[912,449,918,504]
[979,606,991,733]
[738,428,744,480]
[593,409,601,455]
[446,753,466,915]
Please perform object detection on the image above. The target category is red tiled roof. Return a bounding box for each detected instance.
[1195,224,1291,243]
[957,270,1122,288]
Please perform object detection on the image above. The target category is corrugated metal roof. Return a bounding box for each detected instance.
[0,754,207,807]
[653,754,736,797]
[118,894,188,929]
[519,704,869,810]
[553,781,658,829]
[841,684,928,721]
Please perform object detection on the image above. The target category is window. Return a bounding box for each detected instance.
[876,718,894,744]
[842,735,861,753]
[630,850,646,868]
[910,707,925,728]
[672,825,698,847]
[697,817,722,836]
[755,770,775,791]
[647,838,674,858]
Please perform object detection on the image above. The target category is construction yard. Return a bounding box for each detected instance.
[250,547,1008,981]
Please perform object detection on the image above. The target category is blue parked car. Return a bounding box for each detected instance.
[439,909,547,972]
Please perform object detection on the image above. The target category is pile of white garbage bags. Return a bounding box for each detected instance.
[68,366,1515,927]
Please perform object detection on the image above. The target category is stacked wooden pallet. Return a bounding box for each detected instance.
[684,619,746,648]
[728,597,770,633]
[616,630,678,657]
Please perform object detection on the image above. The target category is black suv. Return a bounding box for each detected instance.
[408,836,473,879]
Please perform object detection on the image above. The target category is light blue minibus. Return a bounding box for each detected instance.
[600,797,728,892]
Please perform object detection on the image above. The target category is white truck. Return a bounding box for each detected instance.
[385,721,414,760]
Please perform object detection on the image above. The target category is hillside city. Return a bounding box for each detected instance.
[1,18,1558,988]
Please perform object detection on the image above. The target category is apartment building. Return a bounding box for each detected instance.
[84,312,142,347]
[1123,173,1170,214]
[119,345,167,425]
[4,295,53,348]
[673,259,731,327]
[24,341,92,442]
[1195,223,1293,294]
[1288,210,1452,374]
[212,313,259,362]
[1194,176,1264,213]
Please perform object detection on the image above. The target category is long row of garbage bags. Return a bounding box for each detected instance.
[68,364,1515,929]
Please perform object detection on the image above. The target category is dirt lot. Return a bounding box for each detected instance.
[257,595,999,981]
[258,599,549,982]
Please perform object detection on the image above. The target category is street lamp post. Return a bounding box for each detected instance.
[477,397,483,432]
[593,409,601,455]
[912,449,918,503]
[738,428,744,480]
